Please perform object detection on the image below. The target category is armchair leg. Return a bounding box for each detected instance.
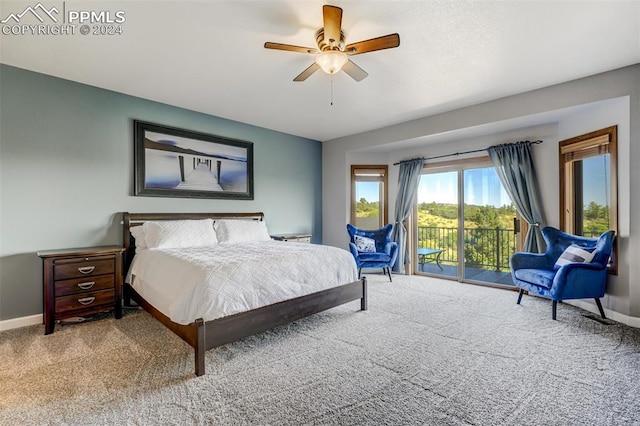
[385,267,392,282]
[595,298,606,319]
[552,300,557,320]
[516,289,524,305]
[357,268,361,279]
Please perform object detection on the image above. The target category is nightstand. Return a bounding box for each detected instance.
[37,246,124,335]
[271,233,312,243]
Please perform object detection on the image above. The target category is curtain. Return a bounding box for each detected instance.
[392,158,424,272]
[488,141,546,253]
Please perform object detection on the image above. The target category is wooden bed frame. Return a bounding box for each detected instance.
[122,212,368,376]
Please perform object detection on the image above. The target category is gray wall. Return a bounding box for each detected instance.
[0,64,322,321]
[324,64,640,323]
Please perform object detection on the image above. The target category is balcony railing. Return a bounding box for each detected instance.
[417,226,517,272]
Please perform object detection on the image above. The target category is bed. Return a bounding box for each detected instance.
[122,212,368,376]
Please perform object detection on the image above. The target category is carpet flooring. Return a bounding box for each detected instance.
[2,274,640,425]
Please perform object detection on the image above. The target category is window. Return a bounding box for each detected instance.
[559,126,617,273]
[351,165,388,228]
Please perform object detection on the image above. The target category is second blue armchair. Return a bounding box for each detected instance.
[347,224,399,282]
[510,227,615,320]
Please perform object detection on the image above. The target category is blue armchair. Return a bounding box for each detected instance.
[347,224,399,282]
[510,227,615,320]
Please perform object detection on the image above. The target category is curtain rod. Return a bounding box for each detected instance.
[393,140,543,165]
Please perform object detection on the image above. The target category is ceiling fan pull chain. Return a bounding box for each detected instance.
[330,74,334,106]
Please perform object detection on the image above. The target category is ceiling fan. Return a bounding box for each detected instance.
[264,5,400,82]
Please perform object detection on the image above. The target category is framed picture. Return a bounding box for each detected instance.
[134,120,254,199]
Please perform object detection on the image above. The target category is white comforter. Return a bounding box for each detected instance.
[128,241,358,324]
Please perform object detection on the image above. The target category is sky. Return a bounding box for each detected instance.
[581,155,610,206]
[418,169,512,207]
[356,182,381,203]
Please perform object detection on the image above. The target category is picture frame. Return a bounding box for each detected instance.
[134,120,254,200]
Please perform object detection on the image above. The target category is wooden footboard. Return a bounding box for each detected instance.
[125,277,367,376]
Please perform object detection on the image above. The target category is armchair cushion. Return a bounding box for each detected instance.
[354,235,376,253]
[554,244,596,269]
[357,252,392,263]
[514,268,556,289]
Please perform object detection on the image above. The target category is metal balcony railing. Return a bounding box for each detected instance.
[417,226,517,272]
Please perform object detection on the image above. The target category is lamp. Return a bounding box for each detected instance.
[315,50,348,74]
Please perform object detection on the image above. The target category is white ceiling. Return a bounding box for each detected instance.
[1,1,639,142]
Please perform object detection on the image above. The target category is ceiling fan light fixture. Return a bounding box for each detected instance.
[315,50,348,74]
[264,5,400,82]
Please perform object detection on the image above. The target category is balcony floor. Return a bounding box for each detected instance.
[417,262,514,286]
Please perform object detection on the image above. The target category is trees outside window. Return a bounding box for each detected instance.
[351,165,388,229]
[559,126,618,273]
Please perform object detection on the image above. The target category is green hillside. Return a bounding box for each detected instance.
[356,198,610,270]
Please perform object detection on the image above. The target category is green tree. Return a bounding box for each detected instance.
[583,201,610,235]
[356,198,380,218]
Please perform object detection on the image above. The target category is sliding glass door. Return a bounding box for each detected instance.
[415,159,519,287]
[461,167,517,285]
[416,171,459,279]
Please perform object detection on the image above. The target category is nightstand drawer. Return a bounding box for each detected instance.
[55,275,115,297]
[54,258,114,280]
[55,289,115,313]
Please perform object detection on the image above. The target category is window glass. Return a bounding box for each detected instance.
[559,126,617,272]
[351,166,388,228]
[579,155,611,237]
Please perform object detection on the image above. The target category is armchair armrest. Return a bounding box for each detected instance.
[551,262,608,299]
[384,242,399,266]
[383,241,397,255]
[348,242,361,267]
[510,252,554,271]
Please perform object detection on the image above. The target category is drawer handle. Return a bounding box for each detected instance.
[77,281,95,290]
[78,297,96,305]
[77,266,95,274]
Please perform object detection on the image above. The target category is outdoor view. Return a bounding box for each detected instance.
[354,160,611,284]
[354,181,382,229]
[416,168,516,279]
[576,155,612,237]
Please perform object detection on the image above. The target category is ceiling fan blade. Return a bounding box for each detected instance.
[323,5,343,48]
[264,42,318,54]
[293,63,320,82]
[345,33,400,55]
[342,60,368,82]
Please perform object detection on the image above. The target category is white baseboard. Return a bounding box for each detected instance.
[566,299,640,328]
[0,314,42,332]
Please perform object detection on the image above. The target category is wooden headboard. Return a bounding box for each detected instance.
[122,212,265,274]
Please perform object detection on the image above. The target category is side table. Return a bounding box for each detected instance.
[37,246,124,334]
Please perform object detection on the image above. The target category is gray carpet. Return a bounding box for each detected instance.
[2,274,640,425]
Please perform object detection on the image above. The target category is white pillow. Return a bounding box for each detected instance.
[130,225,147,250]
[214,219,271,243]
[554,244,596,268]
[354,235,376,253]
[142,219,218,249]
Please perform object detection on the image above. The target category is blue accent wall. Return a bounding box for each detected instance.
[0,64,322,321]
